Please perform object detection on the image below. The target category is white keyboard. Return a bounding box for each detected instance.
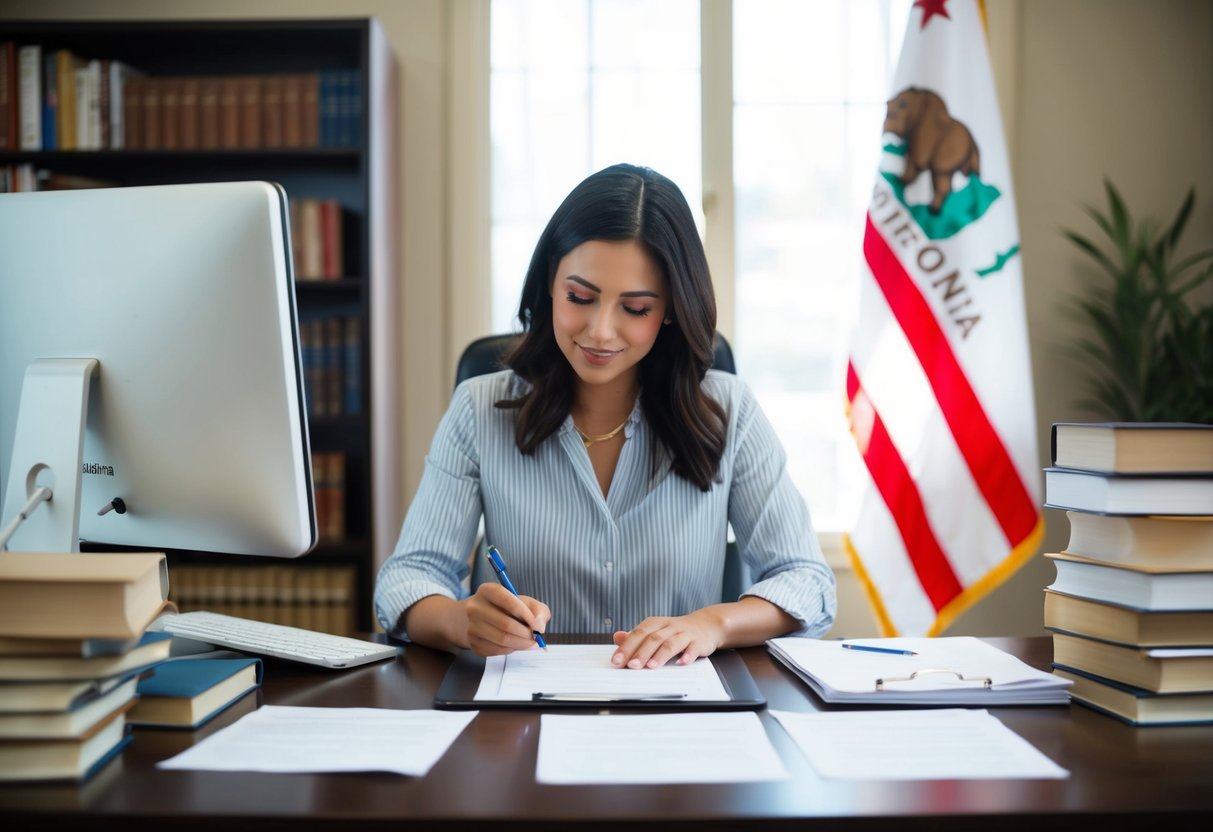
[151,610,399,669]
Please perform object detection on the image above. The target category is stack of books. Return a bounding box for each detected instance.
[0,552,173,781]
[1043,422,1213,726]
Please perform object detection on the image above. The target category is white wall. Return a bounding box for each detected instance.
[6,0,1212,636]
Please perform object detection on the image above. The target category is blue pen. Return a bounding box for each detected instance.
[841,643,918,656]
[486,545,548,651]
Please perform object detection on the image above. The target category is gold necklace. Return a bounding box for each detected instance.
[574,416,629,449]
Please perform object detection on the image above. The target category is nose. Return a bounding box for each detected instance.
[586,305,616,343]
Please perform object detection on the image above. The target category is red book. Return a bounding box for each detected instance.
[261,74,283,148]
[0,42,16,150]
[198,77,219,149]
[281,74,302,148]
[218,77,240,149]
[238,75,261,149]
[321,199,343,280]
[178,77,200,150]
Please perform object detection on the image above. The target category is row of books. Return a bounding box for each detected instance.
[1,41,362,151]
[303,315,362,419]
[291,196,346,281]
[0,553,263,782]
[1042,422,1213,726]
[169,564,356,635]
[313,451,349,544]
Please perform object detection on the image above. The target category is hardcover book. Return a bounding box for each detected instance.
[1046,551,1213,612]
[1063,511,1213,569]
[1043,589,1213,647]
[1051,632,1213,694]
[0,678,137,739]
[1044,467,1213,516]
[0,631,172,682]
[0,705,130,782]
[1053,665,1213,726]
[128,657,262,729]
[0,552,169,639]
[1052,422,1213,474]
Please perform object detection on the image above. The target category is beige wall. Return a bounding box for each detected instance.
[5,0,1212,637]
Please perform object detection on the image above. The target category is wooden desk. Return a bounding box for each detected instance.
[2,637,1211,830]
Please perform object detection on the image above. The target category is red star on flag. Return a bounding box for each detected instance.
[914,0,952,30]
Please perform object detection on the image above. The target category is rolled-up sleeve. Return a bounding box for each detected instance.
[374,383,483,637]
[726,382,837,637]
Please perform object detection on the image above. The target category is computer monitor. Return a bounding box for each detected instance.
[0,181,316,558]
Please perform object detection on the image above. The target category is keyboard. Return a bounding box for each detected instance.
[150,610,400,669]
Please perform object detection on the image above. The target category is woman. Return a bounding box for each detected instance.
[375,164,835,669]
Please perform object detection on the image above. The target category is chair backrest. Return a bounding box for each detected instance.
[455,332,737,389]
[453,330,748,602]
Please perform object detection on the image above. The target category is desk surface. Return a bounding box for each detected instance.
[2,637,1211,831]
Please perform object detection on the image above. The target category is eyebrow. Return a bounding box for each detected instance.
[564,275,661,299]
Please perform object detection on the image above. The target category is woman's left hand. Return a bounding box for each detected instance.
[611,609,727,669]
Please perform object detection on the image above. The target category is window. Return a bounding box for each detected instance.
[489,0,910,532]
[490,0,701,333]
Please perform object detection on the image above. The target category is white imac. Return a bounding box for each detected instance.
[0,181,317,558]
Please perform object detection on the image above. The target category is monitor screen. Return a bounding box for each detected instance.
[0,181,316,558]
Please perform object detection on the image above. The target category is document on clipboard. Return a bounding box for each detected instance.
[434,644,765,710]
[767,637,1072,705]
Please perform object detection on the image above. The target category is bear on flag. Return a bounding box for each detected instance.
[845,0,1044,636]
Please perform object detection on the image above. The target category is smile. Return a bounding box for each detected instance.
[577,343,622,365]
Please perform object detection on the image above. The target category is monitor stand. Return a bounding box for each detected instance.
[1,358,97,552]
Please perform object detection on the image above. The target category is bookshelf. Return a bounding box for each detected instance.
[0,19,400,632]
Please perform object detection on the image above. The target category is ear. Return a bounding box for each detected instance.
[663,318,672,325]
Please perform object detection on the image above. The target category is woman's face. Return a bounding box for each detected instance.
[549,239,669,392]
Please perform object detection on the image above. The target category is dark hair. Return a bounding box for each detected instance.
[498,163,726,491]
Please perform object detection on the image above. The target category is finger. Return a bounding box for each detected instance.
[611,619,662,666]
[523,598,552,633]
[625,623,678,670]
[643,631,693,669]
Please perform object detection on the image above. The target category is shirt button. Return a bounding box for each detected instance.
[603,617,613,628]
[604,561,613,571]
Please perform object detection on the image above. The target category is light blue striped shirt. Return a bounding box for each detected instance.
[374,369,836,639]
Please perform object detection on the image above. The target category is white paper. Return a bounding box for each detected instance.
[536,712,788,784]
[156,705,476,776]
[771,708,1069,780]
[767,637,1071,704]
[475,643,729,702]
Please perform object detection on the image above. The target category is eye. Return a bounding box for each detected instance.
[565,291,593,306]
[622,305,651,318]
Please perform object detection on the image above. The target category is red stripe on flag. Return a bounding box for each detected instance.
[847,361,963,611]
[862,213,1037,546]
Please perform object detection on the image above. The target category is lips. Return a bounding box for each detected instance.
[577,343,622,366]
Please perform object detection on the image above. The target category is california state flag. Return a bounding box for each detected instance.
[845,0,1043,636]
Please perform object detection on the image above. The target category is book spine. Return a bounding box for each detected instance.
[178,76,199,150]
[239,75,261,149]
[324,316,342,416]
[55,49,76,151]
[281,73,302,148]
[300,72,319,147]
[73,64,89,150]
[0,42,14,150]
[159,77,179,151]
[41,48,57,150]
[219,76,240,149]
[97,59,111,149]
[343,316,361,416]
[18,45,42,150]
[262,74,283,148]
[321,198,343,280]
[122,75,141,151]
[198,77,219,150]
[141,75,160,150]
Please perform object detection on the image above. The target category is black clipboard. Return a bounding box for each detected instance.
[433,648,765,710]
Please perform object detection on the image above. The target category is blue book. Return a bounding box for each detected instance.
[129,657,262,729]
[42,48,57,150]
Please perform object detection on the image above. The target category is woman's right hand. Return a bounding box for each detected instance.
[462,582,550,657]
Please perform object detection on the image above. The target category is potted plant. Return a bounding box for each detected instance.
[1062,180,1213,422]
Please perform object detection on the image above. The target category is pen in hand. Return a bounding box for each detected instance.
[841,642,918,656]
[486,545,548,651]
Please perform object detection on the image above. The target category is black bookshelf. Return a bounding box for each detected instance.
[0,18,401,631]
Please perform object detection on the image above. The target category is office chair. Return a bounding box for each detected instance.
[454,331,750,602]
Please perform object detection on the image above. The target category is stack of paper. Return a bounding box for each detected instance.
[768,637,1071,705]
